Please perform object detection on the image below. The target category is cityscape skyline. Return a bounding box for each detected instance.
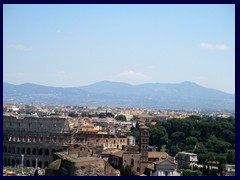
[3,4,235,93]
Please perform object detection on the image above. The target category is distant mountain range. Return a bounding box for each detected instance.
[3,81,235,112]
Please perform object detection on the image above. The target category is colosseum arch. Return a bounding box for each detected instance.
[12,146,15,153]
[16,159,20,166]
[45,149,49,156]
[8,146,11,153]
[38,148,43,155]
[11,159,15,167]
[32,148,36,155]
[32,160,36,167]
[52,149,56,155]
[21,147,25,154]
[27,148,31,155]
[26,160,30,167]
[17,147,20,154]
[44,161,49,168]
[38,161,42,168]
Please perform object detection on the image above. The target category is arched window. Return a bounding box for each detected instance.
[44,161,49,168]
[27,148,31,155]
[45,149,49,156]
[38,161,42,168]
[38,149,43,155]
[22,147,25,154]
[26,160,30,167]
[32,160,36,167]
[32,148,36,155]
[12,159,15,167]
[131,159,134,166]
[52,149,56,155]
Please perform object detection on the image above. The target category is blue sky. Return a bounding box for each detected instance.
[3,4,235,93]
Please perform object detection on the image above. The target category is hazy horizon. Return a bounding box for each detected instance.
[3,4,235,93]
[3,80,235,95]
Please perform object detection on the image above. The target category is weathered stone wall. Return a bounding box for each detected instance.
[3,115,72,168]
[122,153,141,173]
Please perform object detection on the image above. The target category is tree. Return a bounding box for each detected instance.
[98,113,106,118]
[168,146,180,156]
[171,131,185,142]
[149,126,168,150]
[180,169,202,176]
[226,150,235,164]
[115,115,127,121]
[120,165,136,176]
[136,121,140,130]
[68,112,78,117]
[185,136,198,146]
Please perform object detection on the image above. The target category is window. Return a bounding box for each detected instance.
[131,159,134,166]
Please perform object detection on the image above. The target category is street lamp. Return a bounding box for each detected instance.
[21,154,24,175]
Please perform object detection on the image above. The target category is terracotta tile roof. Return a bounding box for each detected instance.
[148,152,168,159]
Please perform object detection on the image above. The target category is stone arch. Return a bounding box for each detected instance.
[59,136,63,143]
[38,161,42,168]
[32,160,36,168]
[28,136,32,143]
[12,135,16,142]
[27,148,31,155]
[17,147,20,154]
[52,136,57,143]
[39,136,44,143]
[45,149,49,156]
[26,160,30,167]
[22,147,25,154]
[8,146,11,153]
[52,149,56,155]
[12,146,15,154]
[38,148,43,155]
[16,159,20,165]
[45,136,50,143]
[12,159,15,167]
[32,148,36,155]
[44,161,49,168]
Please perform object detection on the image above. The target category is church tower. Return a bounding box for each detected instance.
[140,125,149,173]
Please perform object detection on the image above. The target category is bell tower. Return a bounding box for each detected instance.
[140,125,149,173]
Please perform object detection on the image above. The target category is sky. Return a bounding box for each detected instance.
[3,4,235,94]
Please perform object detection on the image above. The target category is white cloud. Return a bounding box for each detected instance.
[8,44,32,51]
[117,70,151,84]
[200,43,229,51]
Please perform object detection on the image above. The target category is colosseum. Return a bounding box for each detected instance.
[3,115,73,168]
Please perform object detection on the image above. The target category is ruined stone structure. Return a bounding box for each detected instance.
[3,115,73,168]
[46,152,120,176]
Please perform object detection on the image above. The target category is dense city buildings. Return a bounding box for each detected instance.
[3,104,235,176]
